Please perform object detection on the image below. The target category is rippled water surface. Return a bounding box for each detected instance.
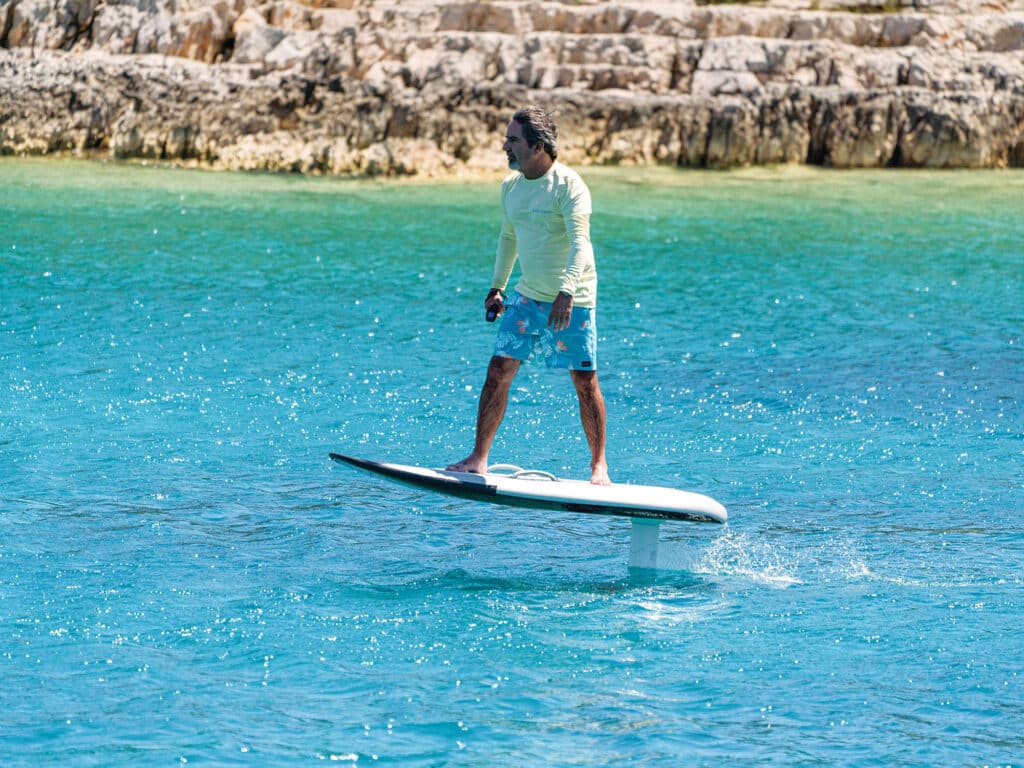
[2,159,1022,765]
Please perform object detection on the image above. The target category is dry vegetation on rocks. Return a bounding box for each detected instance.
[2,0,1022,174]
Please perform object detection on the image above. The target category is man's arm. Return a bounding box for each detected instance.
[549,174,593,329]
[557,179,594,297]
[491,180,519,292]
[491,217,518,293]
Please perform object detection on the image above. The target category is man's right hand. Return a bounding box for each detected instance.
[485,288,504,322]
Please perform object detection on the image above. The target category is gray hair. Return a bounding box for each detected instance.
[512,105,558,160]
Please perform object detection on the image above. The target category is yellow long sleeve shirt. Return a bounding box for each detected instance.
[490,162,597,308]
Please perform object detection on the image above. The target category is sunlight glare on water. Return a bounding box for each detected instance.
[1,159,1021,766]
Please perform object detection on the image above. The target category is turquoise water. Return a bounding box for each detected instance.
[1,159,1021,765]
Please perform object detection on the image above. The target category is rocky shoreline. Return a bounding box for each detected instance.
[2,0,1023,175]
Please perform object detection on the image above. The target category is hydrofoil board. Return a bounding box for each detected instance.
[330,453,726,524]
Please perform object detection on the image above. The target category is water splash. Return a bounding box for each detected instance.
[657,531,802,588]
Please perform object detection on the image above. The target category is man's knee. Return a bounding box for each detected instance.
[570,368,599,391]
[487,355,520,384]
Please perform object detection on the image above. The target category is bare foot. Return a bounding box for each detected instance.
[590,463,611,486]
[446,454,488,474]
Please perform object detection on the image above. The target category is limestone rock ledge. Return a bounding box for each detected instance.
[2,0,1023,175]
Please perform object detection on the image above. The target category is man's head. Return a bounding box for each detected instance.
[504,105,558,178]
[512,105,558,160]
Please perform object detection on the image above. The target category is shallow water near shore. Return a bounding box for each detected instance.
[2,158,1022,765]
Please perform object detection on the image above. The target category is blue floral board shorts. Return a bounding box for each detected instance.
[494,291,598,371]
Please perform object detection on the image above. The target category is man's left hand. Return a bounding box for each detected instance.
[548,291,573,331]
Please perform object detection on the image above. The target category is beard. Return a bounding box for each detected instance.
[506,153,519,170]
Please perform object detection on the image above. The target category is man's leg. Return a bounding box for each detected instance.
[570,369,611,485]
[448,356,521,474]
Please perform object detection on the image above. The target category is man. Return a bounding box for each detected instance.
[448,105,610,485]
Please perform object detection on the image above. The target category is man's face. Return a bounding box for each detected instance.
[503,120,537,172]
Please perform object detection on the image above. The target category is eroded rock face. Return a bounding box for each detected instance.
[2,0,1023,174]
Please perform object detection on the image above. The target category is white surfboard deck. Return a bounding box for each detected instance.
[330,453,727,525]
